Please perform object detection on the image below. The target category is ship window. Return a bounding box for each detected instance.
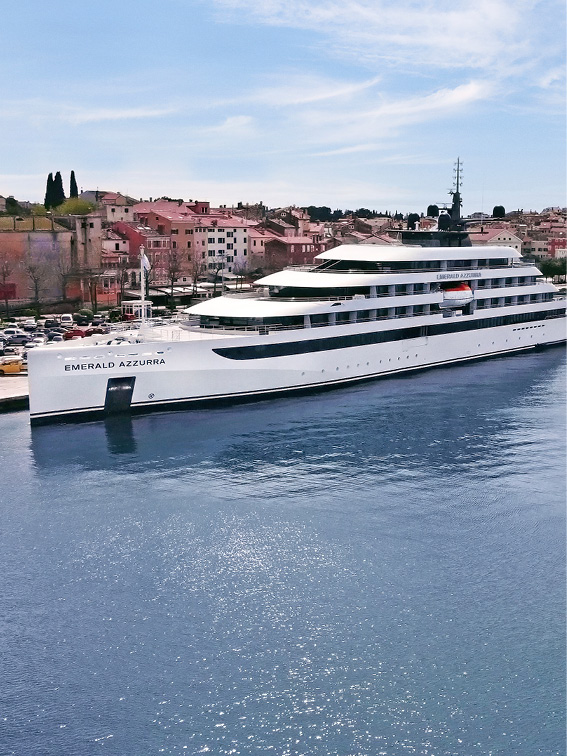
[211,309,565,361]
[489,258,508,267]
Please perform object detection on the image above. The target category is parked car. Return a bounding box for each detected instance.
[63,328,86,340]
[60,314,74,327]
[0,356,24,374]
[84,326,110,337]
[44,318,60,329]
[2,327,26,338]
[6,335,30,346]
[26,336,48,347]
[50,334,64,342]
[22,319,37,332]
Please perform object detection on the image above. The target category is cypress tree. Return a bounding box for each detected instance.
[53,171,66,207]
[70,170,78,198]
[44,173,54,209]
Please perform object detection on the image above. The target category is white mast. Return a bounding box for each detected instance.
[140,245,146,328]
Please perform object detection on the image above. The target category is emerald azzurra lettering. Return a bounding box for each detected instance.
[64,359,166,372]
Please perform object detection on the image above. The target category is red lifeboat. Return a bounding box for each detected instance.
[439,282,474,308]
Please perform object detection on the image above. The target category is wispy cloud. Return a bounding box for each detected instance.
[2,99,180,125]
[288,80,495,148]
[204,115,256,135]
[208,0,541,73]
[244,74,383,107]
[65,106,179,124]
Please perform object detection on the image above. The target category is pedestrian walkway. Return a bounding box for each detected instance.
[0,375,29,411]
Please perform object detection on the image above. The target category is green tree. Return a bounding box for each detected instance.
[52,172,66,207]
[427,204,439,217]
[56,198,94,215]
[70,171,78,198]
[44,173,54,209]
[492,205,506,218]
[538,257,567,281]
[5,197,27,215]
[304,206,333,222]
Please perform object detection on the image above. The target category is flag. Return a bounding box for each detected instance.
[141,252,151,271]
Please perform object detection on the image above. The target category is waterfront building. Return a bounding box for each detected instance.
[468,227,523,253]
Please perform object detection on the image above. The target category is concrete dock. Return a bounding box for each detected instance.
[0,375,29,412]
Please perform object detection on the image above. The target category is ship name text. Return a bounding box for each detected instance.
[64,358,166,372]
[436,272,482,280]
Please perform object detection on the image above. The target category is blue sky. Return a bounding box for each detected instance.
[1,0,565,214]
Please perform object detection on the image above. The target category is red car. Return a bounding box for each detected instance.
[62,328,86,340]
[83,326,109,337]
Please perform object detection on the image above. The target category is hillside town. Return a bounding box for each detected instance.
[0,174,565,317]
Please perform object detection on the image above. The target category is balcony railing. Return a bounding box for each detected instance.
[283,262,537,275]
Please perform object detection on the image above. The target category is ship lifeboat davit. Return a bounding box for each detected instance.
[439,282,474,308]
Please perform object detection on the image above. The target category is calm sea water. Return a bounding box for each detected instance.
[0,349,565,756]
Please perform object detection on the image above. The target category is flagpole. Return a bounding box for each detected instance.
[140,245,146,329]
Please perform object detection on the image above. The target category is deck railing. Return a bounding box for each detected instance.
[223,279,543,304]
[281,261,537,275]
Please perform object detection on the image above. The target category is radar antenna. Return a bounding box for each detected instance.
[449,157,463,224]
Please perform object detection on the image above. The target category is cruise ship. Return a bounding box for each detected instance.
[27,242,566,424]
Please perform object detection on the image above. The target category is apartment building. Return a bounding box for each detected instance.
[134,201,257,278]
[468,227,523,253]
[113,221,171,285]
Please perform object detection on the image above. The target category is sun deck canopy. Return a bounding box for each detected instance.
[314,244,521,263]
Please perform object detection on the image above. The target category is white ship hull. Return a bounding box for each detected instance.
[28,307,565,424]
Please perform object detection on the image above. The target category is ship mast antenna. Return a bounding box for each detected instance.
[449,157,463,226]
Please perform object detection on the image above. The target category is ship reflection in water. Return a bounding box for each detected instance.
[30,348,565,480]
[14,349,565,756]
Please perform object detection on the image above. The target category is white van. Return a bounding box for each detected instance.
[60,314,74,327]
